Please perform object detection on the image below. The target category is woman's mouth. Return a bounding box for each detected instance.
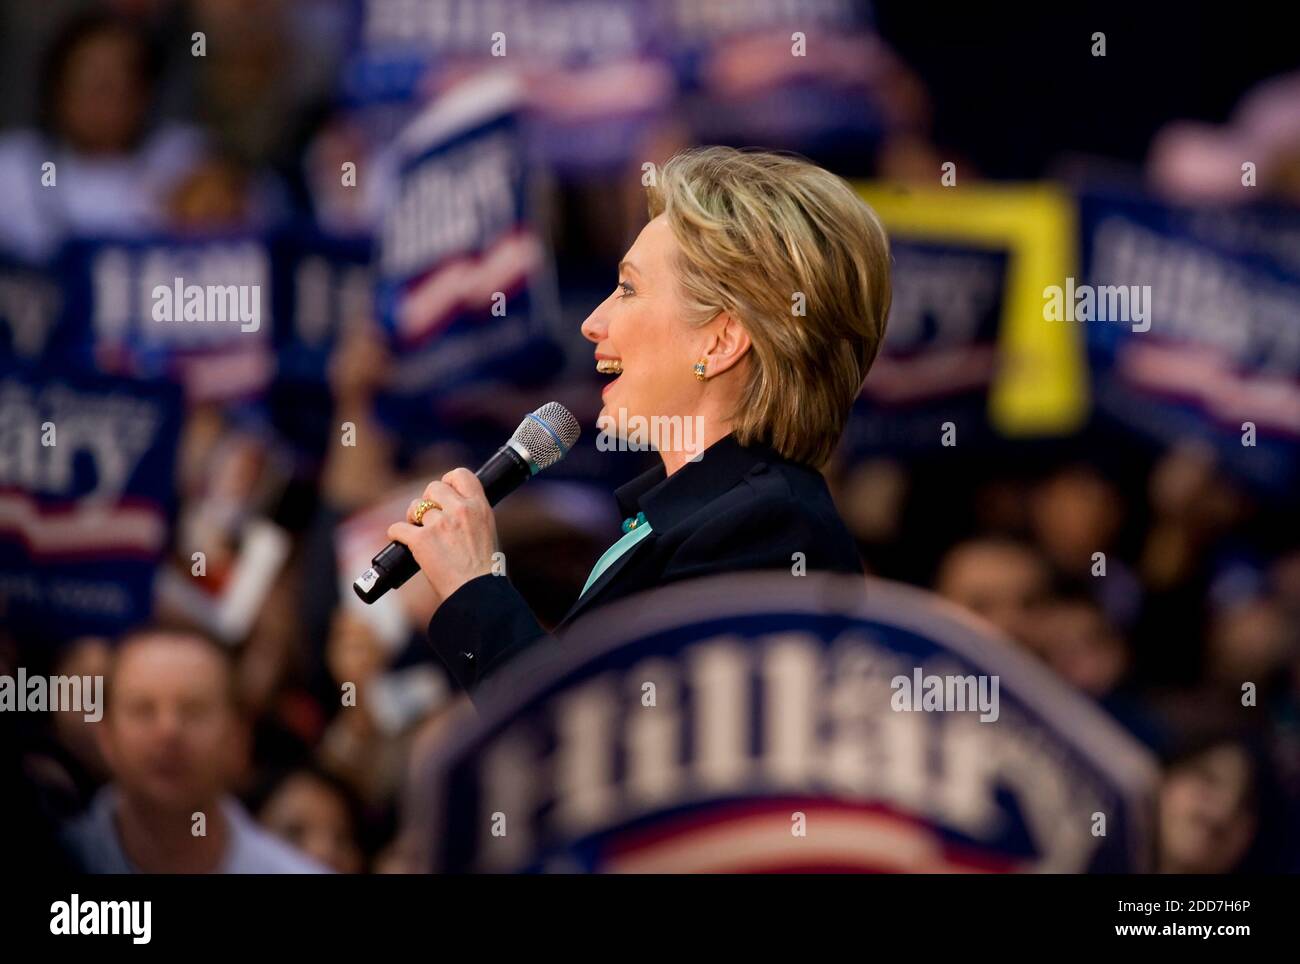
[597,358,622,396]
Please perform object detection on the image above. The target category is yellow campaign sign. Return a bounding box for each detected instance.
[855,182,1088,436]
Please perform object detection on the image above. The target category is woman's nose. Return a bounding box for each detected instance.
[580,298,610,344]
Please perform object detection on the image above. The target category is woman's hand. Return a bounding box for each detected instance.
[386,468,498,603]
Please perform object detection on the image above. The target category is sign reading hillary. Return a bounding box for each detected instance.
[344,0,674,172]
[1078,191,1300,496]
[421,573,1156,873]
[58,235,274,404]
[375,72,559,449]
[0,368,182,639]
[846,238,1008,454]
[855,183,1088,439]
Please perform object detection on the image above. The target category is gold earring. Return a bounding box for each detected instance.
[693,358,707,381]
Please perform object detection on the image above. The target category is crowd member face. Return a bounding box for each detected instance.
[1158,743,1257,874]
[1030,467,1123,576]
[97,634,238,814]
[52,638,113,781]
[54,26,150,155]
[166,158,251,231]
[258,772,363,874]
[1206,600,1291,686]
[326,610,388,692]
[1147,443,1242,531]
[581,215,743,453]
[935,540,1051,646]
[1030,599,1128,697]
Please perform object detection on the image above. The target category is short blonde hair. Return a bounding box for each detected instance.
[647,146,891,468]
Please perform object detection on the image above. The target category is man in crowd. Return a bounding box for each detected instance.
[63,628,326,873]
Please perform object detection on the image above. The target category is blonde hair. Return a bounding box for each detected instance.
[646,146,891,468]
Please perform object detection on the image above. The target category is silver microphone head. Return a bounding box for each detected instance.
[509,401,581,471]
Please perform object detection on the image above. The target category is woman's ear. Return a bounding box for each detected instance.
[703,311,751,377]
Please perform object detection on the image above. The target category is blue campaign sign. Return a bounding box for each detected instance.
[271,228,374,381]
[1078,191,1300,497]
[418,572,1156,873]
[342,0,674,172]
[0,367,182,641]
[844,238,1008,455]
[668,1,884,157]
[56,233,276,405]
[0,251,62,365]
[374,73,562,453]
[268,229,374,468]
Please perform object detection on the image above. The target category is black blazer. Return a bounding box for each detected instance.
[426,433,864,692]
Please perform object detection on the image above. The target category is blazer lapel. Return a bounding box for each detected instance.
[556,435,776,627]
[559,531,654,625]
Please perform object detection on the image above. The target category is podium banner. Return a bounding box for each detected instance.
[419,572,1156,873]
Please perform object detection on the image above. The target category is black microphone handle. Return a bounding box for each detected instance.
[477,444,533,504]
[352,444,531,604]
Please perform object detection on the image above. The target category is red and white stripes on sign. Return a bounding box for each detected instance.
[91,343,273,404]
[180,346,276,403]
[0,489,166,559]
[862,345,998,404]
[1121,341,1300,436]
[602,800,1025,874]
[527,59,675,120]
[396,229,542,345]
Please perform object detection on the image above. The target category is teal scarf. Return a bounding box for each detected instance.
[579,511,653,597]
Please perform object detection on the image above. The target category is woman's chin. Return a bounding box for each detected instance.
[598,380,623,416]
[597,393,637,435]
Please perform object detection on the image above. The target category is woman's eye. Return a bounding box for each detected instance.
[617,281,634,298]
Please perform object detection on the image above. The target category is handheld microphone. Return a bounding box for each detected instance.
[353,402,581,604]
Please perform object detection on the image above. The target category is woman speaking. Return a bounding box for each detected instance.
[385,147,892,693]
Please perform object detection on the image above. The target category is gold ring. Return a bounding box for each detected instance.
[412,499,441,525]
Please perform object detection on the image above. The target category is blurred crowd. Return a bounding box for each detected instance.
[2,0,1297,874]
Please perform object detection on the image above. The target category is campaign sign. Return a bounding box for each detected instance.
[271,229,373,381]
[670,2,883,156]
[0,252,62,365]
[844,238,1008,455]
[0,367,182,640]
[1078,191,1300,496]
[1154,199,1300,279]
[343,0,674,172]
[419,572,1156,873]
[269,229,374,468]
[374,72,561,453]
[57,234,275,405]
